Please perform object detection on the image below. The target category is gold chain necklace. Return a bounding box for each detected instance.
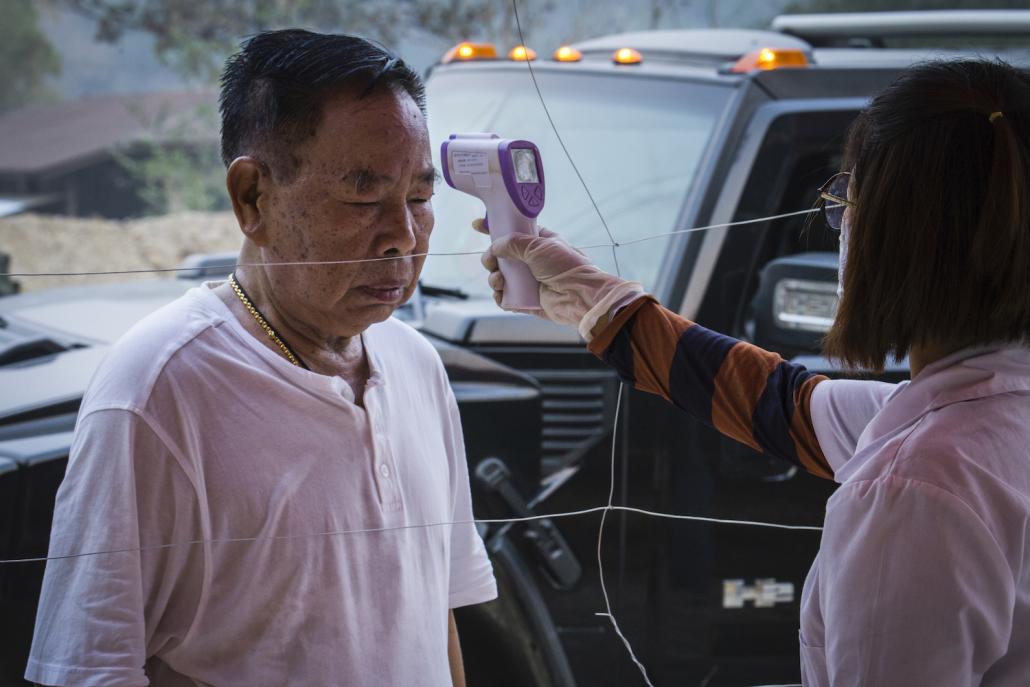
[228,273,308,369]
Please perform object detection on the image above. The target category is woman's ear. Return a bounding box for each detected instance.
[226,156,272,244]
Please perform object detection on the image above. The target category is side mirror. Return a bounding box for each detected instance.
[750,252,838,357]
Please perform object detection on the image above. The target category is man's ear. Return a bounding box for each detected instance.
[226,156,272,244]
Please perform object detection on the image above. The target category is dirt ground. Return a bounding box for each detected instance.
[0,212,242,293]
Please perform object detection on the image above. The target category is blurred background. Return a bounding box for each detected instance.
[1,0,1025,293]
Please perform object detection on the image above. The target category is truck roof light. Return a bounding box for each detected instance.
[613,48,642,65]
[508,45,537,61]
[553,45,582,62]
[731,48,808,73]
[442,42,498,64]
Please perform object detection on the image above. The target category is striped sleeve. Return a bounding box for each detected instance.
[588,296,833,480]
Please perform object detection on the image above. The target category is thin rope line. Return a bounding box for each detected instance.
[614,507,821,531]
[0,506,821,565]
[511,0,622,276]
[576,208,819,251]
[0,251,483,278]
[509,2,652,681]
[618,207,819,247]
[0,508,604,565]
[0,208,819,279]
[596,385,656,686]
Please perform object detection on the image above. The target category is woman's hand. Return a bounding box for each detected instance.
[475,219,643,338]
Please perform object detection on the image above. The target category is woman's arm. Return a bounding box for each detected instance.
[480,229,894,479]
[589,295,834,479]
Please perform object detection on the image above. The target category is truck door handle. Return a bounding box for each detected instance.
[476,457,582,590]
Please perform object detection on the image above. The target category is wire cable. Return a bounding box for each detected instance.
[0,210,818,279]
[595,385,656,686]
[0,506,821,565]
[509,1,656,680]
[511,0,622,276]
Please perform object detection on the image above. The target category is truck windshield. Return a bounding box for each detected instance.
[423,69,732,297]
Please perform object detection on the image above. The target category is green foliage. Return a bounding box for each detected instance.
[117,142,227,214]
[51,0,563,217]
[58,0,402,84]
[0,0,61,113]
[57,0,561,84]
[113,100,227,215]
[411,0,557,45]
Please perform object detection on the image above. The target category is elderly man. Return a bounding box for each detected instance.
[26,29,495,687]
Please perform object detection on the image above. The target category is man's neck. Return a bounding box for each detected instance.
[214,277,370,404]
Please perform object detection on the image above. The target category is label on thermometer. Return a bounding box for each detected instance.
[451,151,489,175]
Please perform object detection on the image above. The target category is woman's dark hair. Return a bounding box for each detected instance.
[825,59,1030,371]
[219,29,425,180]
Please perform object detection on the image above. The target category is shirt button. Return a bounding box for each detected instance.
[379,464,391,478]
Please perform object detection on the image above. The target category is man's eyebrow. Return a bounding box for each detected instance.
[340,167,439,192]
[418,167,441,186]
[341,168,394,194]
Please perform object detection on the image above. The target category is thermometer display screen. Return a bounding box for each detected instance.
[511,149,539,183]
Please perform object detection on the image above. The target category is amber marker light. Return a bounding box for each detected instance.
[553,45,582,62]
[730,48,808,73]
[442,42,498,64]
[508,45,537,61]
[613,48,643,65]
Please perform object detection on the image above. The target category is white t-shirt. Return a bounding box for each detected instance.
[811,377,902,472]
[26,283,497,687]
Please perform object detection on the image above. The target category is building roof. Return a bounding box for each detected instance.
[0,91,217,176]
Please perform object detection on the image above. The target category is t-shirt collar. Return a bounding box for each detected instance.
[857,343,1030,452]
[192,282,385,403]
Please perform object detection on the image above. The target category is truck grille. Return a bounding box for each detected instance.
[523,369,618,467]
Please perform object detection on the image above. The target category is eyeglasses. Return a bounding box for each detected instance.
[818,171,855,232]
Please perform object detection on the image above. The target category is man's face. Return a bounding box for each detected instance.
[257,86,435,340]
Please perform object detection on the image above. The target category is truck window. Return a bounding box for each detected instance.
[424,69,733,296]
[695,108,859,340]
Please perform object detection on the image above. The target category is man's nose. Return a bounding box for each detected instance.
[378,201,418,256]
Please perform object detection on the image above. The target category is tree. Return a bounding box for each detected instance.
[47,0,563,216]
[46,1,565,215]
[0,0,61,114]
[59,0,406,83]
[113,100,227,214]
[57,0,560,84]
[413,0,556,46]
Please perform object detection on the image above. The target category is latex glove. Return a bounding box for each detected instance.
[474,219,644,340]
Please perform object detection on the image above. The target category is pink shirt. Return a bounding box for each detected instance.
[26,284,496,686]
[807,346,1030,685]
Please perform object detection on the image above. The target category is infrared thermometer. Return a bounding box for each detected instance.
[441,133,544,309]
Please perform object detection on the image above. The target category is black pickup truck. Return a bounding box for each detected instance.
[3,9,1030,687]
[416,9,1030,686]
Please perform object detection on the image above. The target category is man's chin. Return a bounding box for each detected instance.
[332,284,416,333]
[332,302,399,338]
